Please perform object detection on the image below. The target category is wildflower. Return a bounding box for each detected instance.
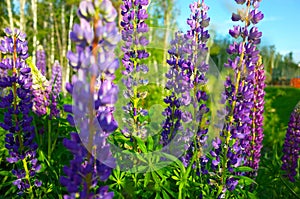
[61,0,119,198]
[49,60,62,118]
[0,28,41,195]
[36,45,46,76]
[281,102,300,182]
[120,0,150,139]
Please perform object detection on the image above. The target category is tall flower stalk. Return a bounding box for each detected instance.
[246,54,265,176]
[161,32,188,147]
[27,57,51,117]
[0,28,41,197]
[207,0,264,195]
[281,102,300,182]
[61,0,119,198]
[180,0,211,170]
[120,0,150,142]
[36,45,46,76]
[49,60,62,119]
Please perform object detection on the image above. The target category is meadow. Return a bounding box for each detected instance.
[0,0,300,198]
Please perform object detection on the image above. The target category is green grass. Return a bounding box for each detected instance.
[256,86,300,199]
[263,86,300,152]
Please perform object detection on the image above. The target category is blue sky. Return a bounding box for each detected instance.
[175,0,300,63]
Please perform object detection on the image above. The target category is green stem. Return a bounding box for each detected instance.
[12,35,33,197]
[32,116,40,146]
[22,158,34,199]
[48,119,51,161]
[279,176,300,199]
[51,121,59,154]
[179,151,198,199]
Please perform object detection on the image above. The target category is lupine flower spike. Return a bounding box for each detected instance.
[49,60,62,118]
[120,0,150,140]
[61,0,119,198]
[282,102,300,182]
[36,45,47,76]
[0,28,41,196]
[207,0,264,195]
[26,56,51,116]
[180,0,211,169]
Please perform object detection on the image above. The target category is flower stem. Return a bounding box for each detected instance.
[22,158,34,199]
[48,119,51,161]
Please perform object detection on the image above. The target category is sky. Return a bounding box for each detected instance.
[175,0,300,63]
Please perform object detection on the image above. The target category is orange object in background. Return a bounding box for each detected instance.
[291,78,300,88]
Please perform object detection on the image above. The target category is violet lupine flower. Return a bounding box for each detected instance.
[161,32,189,147]
[224,0,264,170]
[36,45,46,76]
[60,133,114,199]
[120,0,150,139]
[245,56,265,175]
[49,60,62,118]
[207,0,264,194]
[61,0,119,198]
[0,28,42,195]
[281,102,300,182]
[29,57,51,116]
[51,60,62,94]
[180,0,211,168]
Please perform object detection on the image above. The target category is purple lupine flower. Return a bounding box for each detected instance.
[161,32,189,147]
[244,56,265,175]
[32,86,51,116]
[60,133,114,198]
[36,45,47,76]
[223,0,264,172]
[51,60,62,94]
[206,0,264,195]
[61,0,119,198]
[0,28,41,195]
[30,57,51,116]
[176,0,211,168]
[120,0,150,139]
[49,60,62,118]
[281,102,300,182]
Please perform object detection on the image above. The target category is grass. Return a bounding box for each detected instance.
[263,86,300,152]
[256,86,300,199]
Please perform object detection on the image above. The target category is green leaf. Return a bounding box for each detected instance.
[155,193,161,199]
[233,166,254,172]
[0,171,11,176]
[147,136,154,151]
[162,190,170,199]
[247,192,258,199]
[235,175,257,186]
[134,136,147,153]
[144,172,151,187]
[163,187,177,199]
[38,149,45,162]
[151,171,161,184]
